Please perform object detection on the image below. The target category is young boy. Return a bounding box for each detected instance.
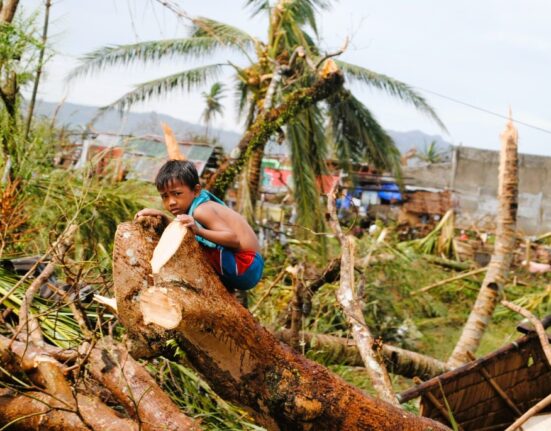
[136,160,264,291]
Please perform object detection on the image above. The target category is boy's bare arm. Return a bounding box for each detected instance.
[135,208,171,223]
[177,206,240,249]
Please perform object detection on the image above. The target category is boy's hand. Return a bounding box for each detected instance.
[176,214,198,233]
[134,208,169,221]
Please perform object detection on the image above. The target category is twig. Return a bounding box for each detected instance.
[504,392,551,431]
[17,225,78,346]
[250,267,287,314]
[315,37,349,69]
[501,300,551,366]
[411,266,487,296]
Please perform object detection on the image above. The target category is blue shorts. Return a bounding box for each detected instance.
[204,247,264,291]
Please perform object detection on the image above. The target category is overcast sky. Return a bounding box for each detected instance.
[20,0,551,155]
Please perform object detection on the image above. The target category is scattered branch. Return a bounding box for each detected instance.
[504,392,551,431]
[17,225,78,346]
[501,300,551,366]
[327,183,399,406]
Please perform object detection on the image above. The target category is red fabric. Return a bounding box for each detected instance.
[203,248,257,276]
[234,250,256,275]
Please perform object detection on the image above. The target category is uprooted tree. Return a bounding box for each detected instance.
[112,215,449,430]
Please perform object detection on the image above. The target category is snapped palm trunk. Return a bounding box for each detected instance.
[447,118,519,368]
[112,217,450,431]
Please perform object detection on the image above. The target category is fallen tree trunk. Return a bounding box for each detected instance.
[0,336,138,431]
[274,329,450,380]
[85,338,201,431]
[113,217,449,430]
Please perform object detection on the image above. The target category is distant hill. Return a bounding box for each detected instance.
[34,100,451,157]
[34,100,242,154]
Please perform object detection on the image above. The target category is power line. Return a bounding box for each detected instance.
[414,86,551,136]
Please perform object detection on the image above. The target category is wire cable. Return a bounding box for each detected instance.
[414,86,551,136]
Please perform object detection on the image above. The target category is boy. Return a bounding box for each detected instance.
[136,160,264,291]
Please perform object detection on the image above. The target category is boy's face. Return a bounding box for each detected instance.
[159,180,199,216]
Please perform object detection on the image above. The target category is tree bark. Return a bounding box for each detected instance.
[447,119,519,368]
[24,0,52,140]
[274,329,450,381]
[113,217,450,431]
[206,60,344,198]
[85,338,201,431]
[0,335,139,431]
[0,0,19,23]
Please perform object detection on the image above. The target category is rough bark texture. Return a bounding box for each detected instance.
[448,119,519,368]
[206,60,344,197]
[113,217,450,431]
[86,338,201,431]
[0,335,138,431]
[275,329,450,381]
[0,0,19,23]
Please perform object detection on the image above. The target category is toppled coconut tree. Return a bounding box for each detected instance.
[112,216,450,431]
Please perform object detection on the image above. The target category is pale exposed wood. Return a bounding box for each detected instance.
[327,185,399,406]
[140,286,182,329]
[505,393,551,431]
[448,118,519,368]
[93,294,118,313]
[161,122,186,160]
[150,221,188,274]
[501,300,551,366]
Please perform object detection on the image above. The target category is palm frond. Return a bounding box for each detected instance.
[328,90,401,176]
[190,17,256,47]
[336,60,447,132]
[102,64,225,113]
[286,106,327,229]
[68,38,239,81]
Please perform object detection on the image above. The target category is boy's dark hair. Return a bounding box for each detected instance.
[155,160,199,190]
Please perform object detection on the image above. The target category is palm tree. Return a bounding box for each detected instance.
[70,0,445,229]
[417,140,443,164]
[201,82,225,140]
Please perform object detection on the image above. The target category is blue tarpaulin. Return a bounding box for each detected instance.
[378,183,402,202]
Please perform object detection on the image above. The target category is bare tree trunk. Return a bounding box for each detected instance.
[448,118,519,368]
[275,329,450,380]
[112,217,450,431]
[24,0,52,139]
[0,0,19,23]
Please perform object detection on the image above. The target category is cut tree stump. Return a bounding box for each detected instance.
[113,217,450,431]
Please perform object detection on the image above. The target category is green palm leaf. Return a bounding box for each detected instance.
[190,17,256,46]
[286,105,327,229]
[102,64,225,113]
[336,60,447,132]
[328,90,401,176]
[68,37,244,81]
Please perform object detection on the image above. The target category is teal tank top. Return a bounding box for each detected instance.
[187,190,226,248]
